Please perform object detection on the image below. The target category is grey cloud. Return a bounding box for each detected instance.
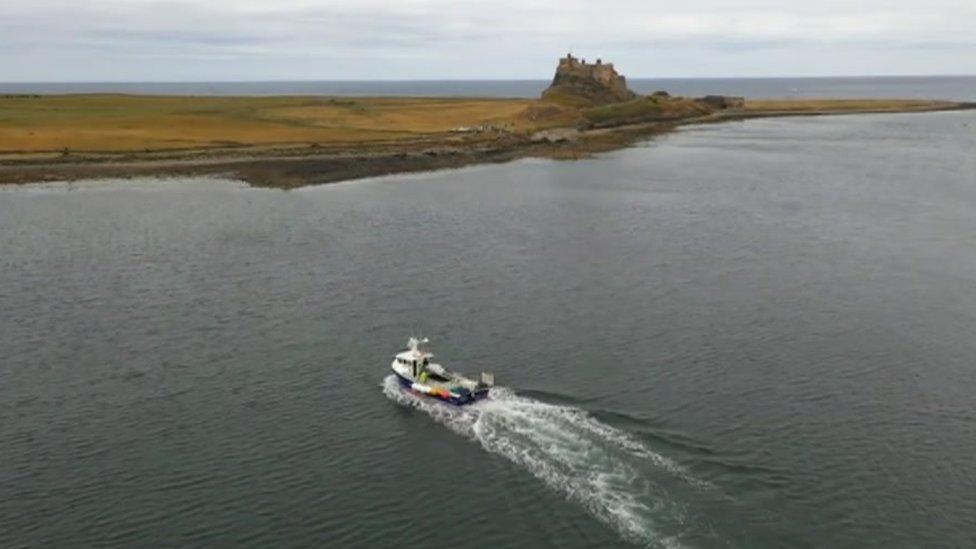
[0,0,973,80]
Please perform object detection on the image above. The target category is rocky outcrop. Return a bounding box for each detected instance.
[530,128,580,143]
[699,95,745,109]
[542,54,637,106]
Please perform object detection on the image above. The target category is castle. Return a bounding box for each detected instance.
[542,53,637,105]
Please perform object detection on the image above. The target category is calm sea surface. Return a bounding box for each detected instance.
[2,110,976,548]
[2,76,975,101]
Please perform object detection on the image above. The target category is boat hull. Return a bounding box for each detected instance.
[394,373,489,406]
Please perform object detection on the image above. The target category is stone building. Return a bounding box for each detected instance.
[542,54,637,105]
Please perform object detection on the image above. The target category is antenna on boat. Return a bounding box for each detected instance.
[408,336,429,352]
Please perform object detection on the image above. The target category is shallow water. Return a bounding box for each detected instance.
[2,111,976,547]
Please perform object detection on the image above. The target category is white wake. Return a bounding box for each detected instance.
[382,375,705,547]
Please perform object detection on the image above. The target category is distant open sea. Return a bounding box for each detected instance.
[1,76,975,101]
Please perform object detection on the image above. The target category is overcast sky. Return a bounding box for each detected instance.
[2,0,974,81]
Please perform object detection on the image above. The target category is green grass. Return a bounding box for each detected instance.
[583,96,712,126]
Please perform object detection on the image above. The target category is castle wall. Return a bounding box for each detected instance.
[543,55,637,105]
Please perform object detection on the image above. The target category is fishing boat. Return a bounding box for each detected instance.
[391,337,493,405]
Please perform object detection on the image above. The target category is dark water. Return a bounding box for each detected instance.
[2,76,975,101]
[2,111,976,548]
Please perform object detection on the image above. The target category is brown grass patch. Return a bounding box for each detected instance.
[0,95,535,153]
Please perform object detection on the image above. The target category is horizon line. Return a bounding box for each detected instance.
[1,74,975,85]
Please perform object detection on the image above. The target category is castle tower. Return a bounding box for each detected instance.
[541,54,637,105]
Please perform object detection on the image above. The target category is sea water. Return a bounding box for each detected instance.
[3,109,976,547]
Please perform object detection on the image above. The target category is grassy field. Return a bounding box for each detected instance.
[0,94,969,187]
[0,95,534,153]
[583,96,712,126]
[0,94,964,156]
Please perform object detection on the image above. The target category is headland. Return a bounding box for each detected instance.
[1,57,972,188]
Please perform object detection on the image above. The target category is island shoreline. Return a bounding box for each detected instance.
[1,101,973,189]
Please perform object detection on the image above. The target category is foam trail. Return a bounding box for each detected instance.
[382,375,701,547]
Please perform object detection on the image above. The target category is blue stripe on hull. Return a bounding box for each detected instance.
[394,372,488,406]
